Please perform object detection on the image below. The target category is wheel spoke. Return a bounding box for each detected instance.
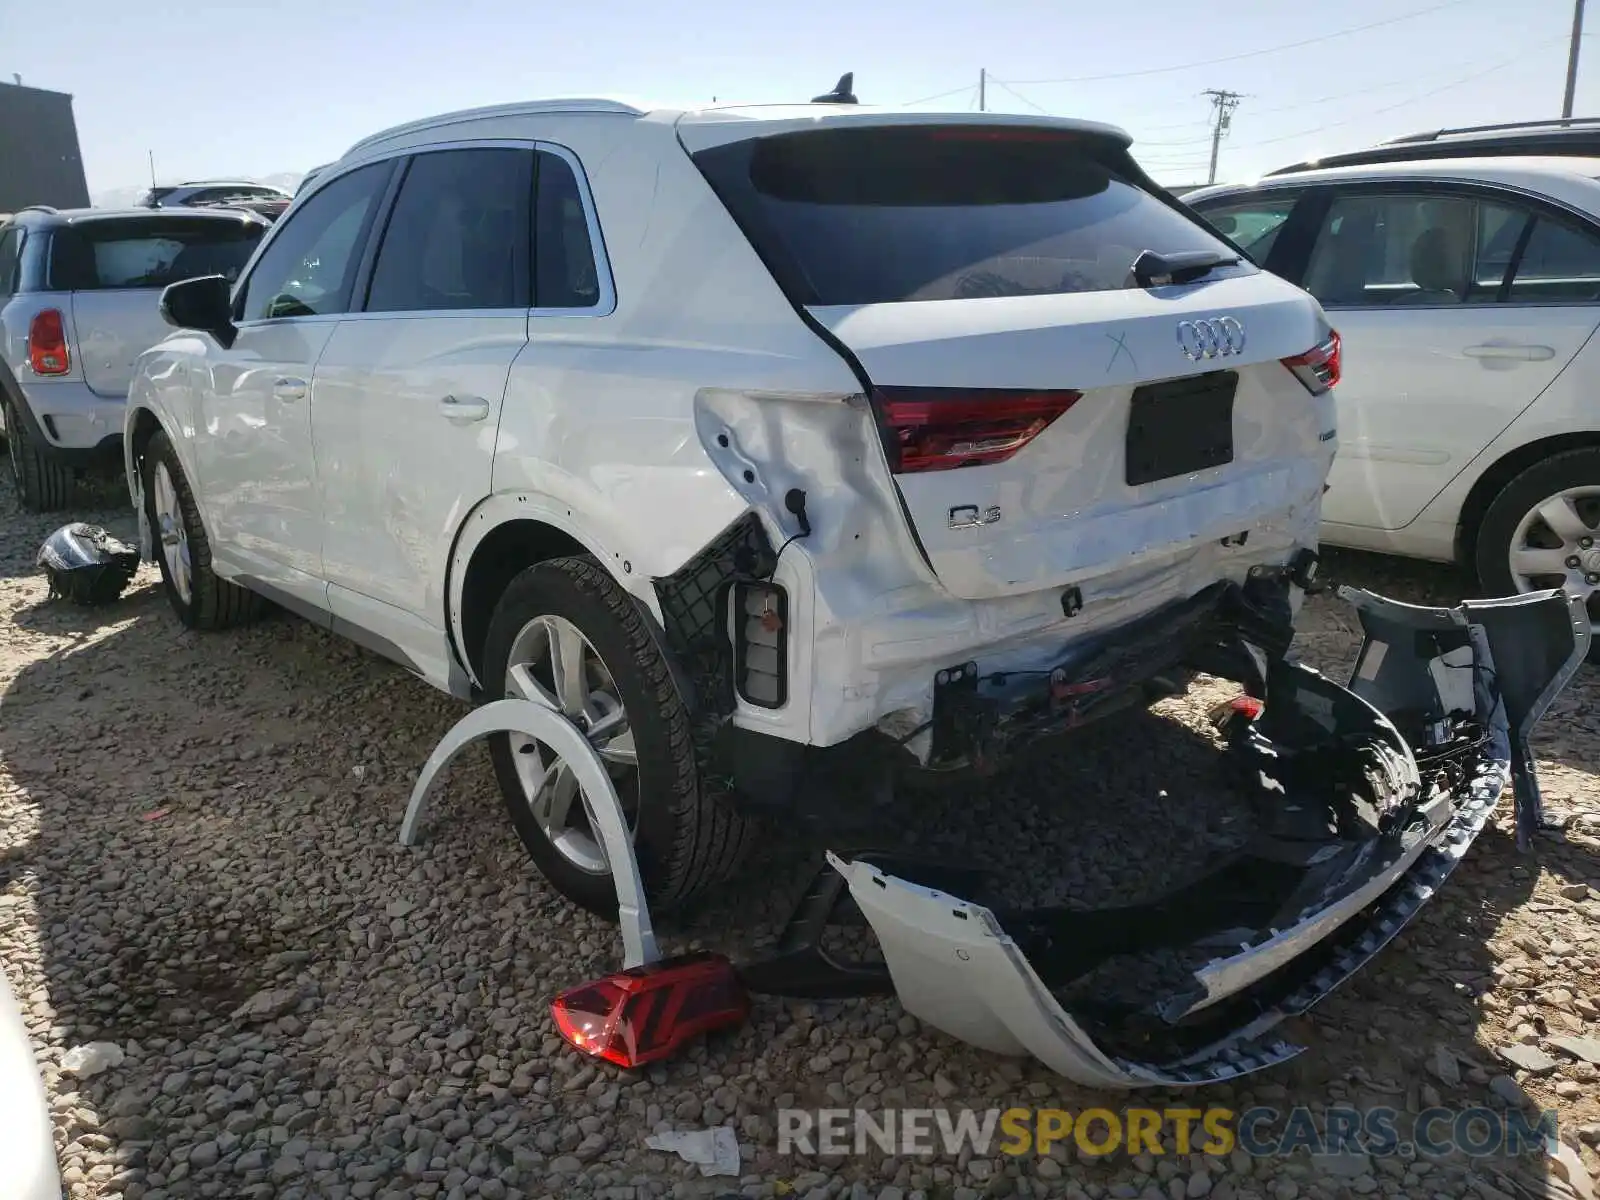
[532,759,579,833]
[548,621,589,717]
[596,727,637,767]
[586,705,627,743]
[1537,496,1592,543]
[506,661,559,711]
[1511,547,1573,577]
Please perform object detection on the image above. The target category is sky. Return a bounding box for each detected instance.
[2,0,1594,197]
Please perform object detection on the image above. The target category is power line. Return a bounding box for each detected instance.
[986,77,1053,116]
[1001,0,1477,86]
[1223,43,1560,152]
[899,83,978,107]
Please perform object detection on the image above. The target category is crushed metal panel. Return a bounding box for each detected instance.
[829,587,1588,1088]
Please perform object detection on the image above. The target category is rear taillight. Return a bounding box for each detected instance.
[1282,331,1341,396]
[28,309,70,376]
[550,952,749,1068]
[874,387,1082,473]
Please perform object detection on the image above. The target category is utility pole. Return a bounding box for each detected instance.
[979,68,987,112]
[1203,89,1243,185]
[1563,0,1586,120]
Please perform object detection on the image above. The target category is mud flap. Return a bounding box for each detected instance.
[807,588,1589,1087]
[399,698,660,969]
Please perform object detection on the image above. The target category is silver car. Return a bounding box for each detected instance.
[0,205,266,510]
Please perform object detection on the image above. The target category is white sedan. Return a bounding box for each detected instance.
[1188,153,1600,645]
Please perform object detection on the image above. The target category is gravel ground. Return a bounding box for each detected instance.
[2,470,1598,1200]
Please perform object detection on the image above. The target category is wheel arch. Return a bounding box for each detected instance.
[447,494,664,690]
[1454,431,1600,570]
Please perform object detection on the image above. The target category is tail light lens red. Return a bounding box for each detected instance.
[1281,331,1341,396]
[550,952,749,1068]
[28,309,70,376]
[874,386,1082,473]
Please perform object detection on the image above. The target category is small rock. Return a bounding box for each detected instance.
[1559,882,1590,901]
[550,1155,583,1174]
[1548,1036,1600,1065]
[231,989,301,1024]
[1490,1075,1531,1108]
[60,1042,125,1078]
[1187,1173,1213,1198]
[1036,1159,1062,1181]
[189,1142,220,1169]
[1429,1046,1461,1088]
[160,1071,192,1096]
[385,899,416,919]
[1496,1045,1558,1075]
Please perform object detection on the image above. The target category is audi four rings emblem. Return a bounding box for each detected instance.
[1176,316,1246,361]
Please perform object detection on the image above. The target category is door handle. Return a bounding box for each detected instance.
[272,376,308,401]
[438,395,491,424]
[1464,344,1556,361]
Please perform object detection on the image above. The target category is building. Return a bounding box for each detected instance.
[0,81,91,213]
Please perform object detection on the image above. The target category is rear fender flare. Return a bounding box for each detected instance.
[445,491,665,691]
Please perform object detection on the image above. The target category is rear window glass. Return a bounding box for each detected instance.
[692,126,1241,305]
[48,218,265,291]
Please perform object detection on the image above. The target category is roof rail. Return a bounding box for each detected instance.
[344,98,647,158]
[1386,116,1600,144]
[1266,126,1600,176]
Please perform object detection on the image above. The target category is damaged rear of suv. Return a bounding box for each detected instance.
[134,95,1591,1083]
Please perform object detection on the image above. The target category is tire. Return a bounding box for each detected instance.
[483,556,752,916]
[1473,447,1600,661]
[4,397,74,512]
[142,429,264,630]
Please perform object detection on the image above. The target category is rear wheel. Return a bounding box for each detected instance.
[483,556,752,916]
[4,397,74,512]
[142,430,264,629]
[1474,447,1600,657]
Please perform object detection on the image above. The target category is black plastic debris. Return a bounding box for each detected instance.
[37,523,141,606]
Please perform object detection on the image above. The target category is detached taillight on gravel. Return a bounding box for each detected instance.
[550,952,749,1068]
[1282,331,1341,396]
[875,386,1082,473]
[28,309,70,376]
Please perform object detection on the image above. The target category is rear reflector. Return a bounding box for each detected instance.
[550,952,749,1068]
[1281,331,1341,395]
[875,386,1082,473]
[28,309,70,376]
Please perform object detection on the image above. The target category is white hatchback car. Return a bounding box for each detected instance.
[125,97,1339,913]
[1187,147,1600,644]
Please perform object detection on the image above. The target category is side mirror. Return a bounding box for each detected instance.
[160,275,236,348]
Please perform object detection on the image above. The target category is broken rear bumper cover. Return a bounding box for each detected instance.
[741,586,1591,1088]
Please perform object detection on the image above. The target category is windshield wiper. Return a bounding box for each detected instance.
[1130,249,1241,288]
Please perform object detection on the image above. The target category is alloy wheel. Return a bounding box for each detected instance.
[152,461,193,604]
[503,614,639,875]
[1506,484,1600,640]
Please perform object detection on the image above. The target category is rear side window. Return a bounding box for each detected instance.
[692,126,1241,305]
[534,151,602,309]
[47,218,265,291]
[1507,216,1600,301]
[366,148,533,313]
[0,226,22,297]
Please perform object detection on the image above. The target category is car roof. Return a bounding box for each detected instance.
[1184,154,1600,212]
[340,96,1132,160]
